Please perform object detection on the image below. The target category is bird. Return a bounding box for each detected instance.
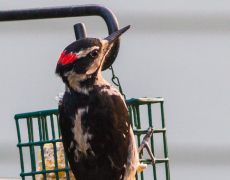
[55,25,139,180]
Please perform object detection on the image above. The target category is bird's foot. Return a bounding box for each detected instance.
[137,163,147,173]
[138,128,156,166]
[55,92,64,105]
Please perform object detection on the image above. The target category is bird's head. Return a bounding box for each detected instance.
[56,25,130,92]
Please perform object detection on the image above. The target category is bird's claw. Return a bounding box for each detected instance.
[55,92,64,105]
[138,127,156,166]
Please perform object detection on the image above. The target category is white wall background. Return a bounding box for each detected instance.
[0,0,230,179]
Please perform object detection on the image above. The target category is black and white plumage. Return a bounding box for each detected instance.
[56,26,139,180]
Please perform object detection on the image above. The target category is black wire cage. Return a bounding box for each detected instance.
[0,4,170,180]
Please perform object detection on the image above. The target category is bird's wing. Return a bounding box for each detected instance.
[89,84,138,179]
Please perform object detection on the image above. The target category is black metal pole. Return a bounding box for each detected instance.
[74,23,87,40]
[0,5,120,70]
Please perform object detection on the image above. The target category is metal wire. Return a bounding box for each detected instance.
[109,66,126,99]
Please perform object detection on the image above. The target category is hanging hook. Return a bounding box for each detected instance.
[0,5,120,70]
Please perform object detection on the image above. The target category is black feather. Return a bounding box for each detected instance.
[59,84,130,180]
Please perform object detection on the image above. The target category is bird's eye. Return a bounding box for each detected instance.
[89,49,99,58]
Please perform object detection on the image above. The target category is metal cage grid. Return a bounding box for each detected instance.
[15,97,170,180]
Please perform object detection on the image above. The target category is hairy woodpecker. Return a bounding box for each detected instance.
[55,25,139,180]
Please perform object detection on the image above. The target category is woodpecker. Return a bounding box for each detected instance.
[55,25,139,180]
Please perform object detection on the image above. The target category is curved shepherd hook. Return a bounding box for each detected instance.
[0,4,120,70]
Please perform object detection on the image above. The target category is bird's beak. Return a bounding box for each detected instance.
[104,25,131,45]
[96,25,130,73]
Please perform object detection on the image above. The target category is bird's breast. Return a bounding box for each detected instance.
[61,83,131,172]
[71,107,93,161]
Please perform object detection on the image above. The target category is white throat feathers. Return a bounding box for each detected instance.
[64,39,112,94]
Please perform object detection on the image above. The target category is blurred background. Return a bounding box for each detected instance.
[0,0,230,179]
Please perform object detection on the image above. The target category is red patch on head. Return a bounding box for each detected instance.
[58,50,78,65]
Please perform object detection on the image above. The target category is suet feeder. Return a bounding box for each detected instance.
[0,4,170,180]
